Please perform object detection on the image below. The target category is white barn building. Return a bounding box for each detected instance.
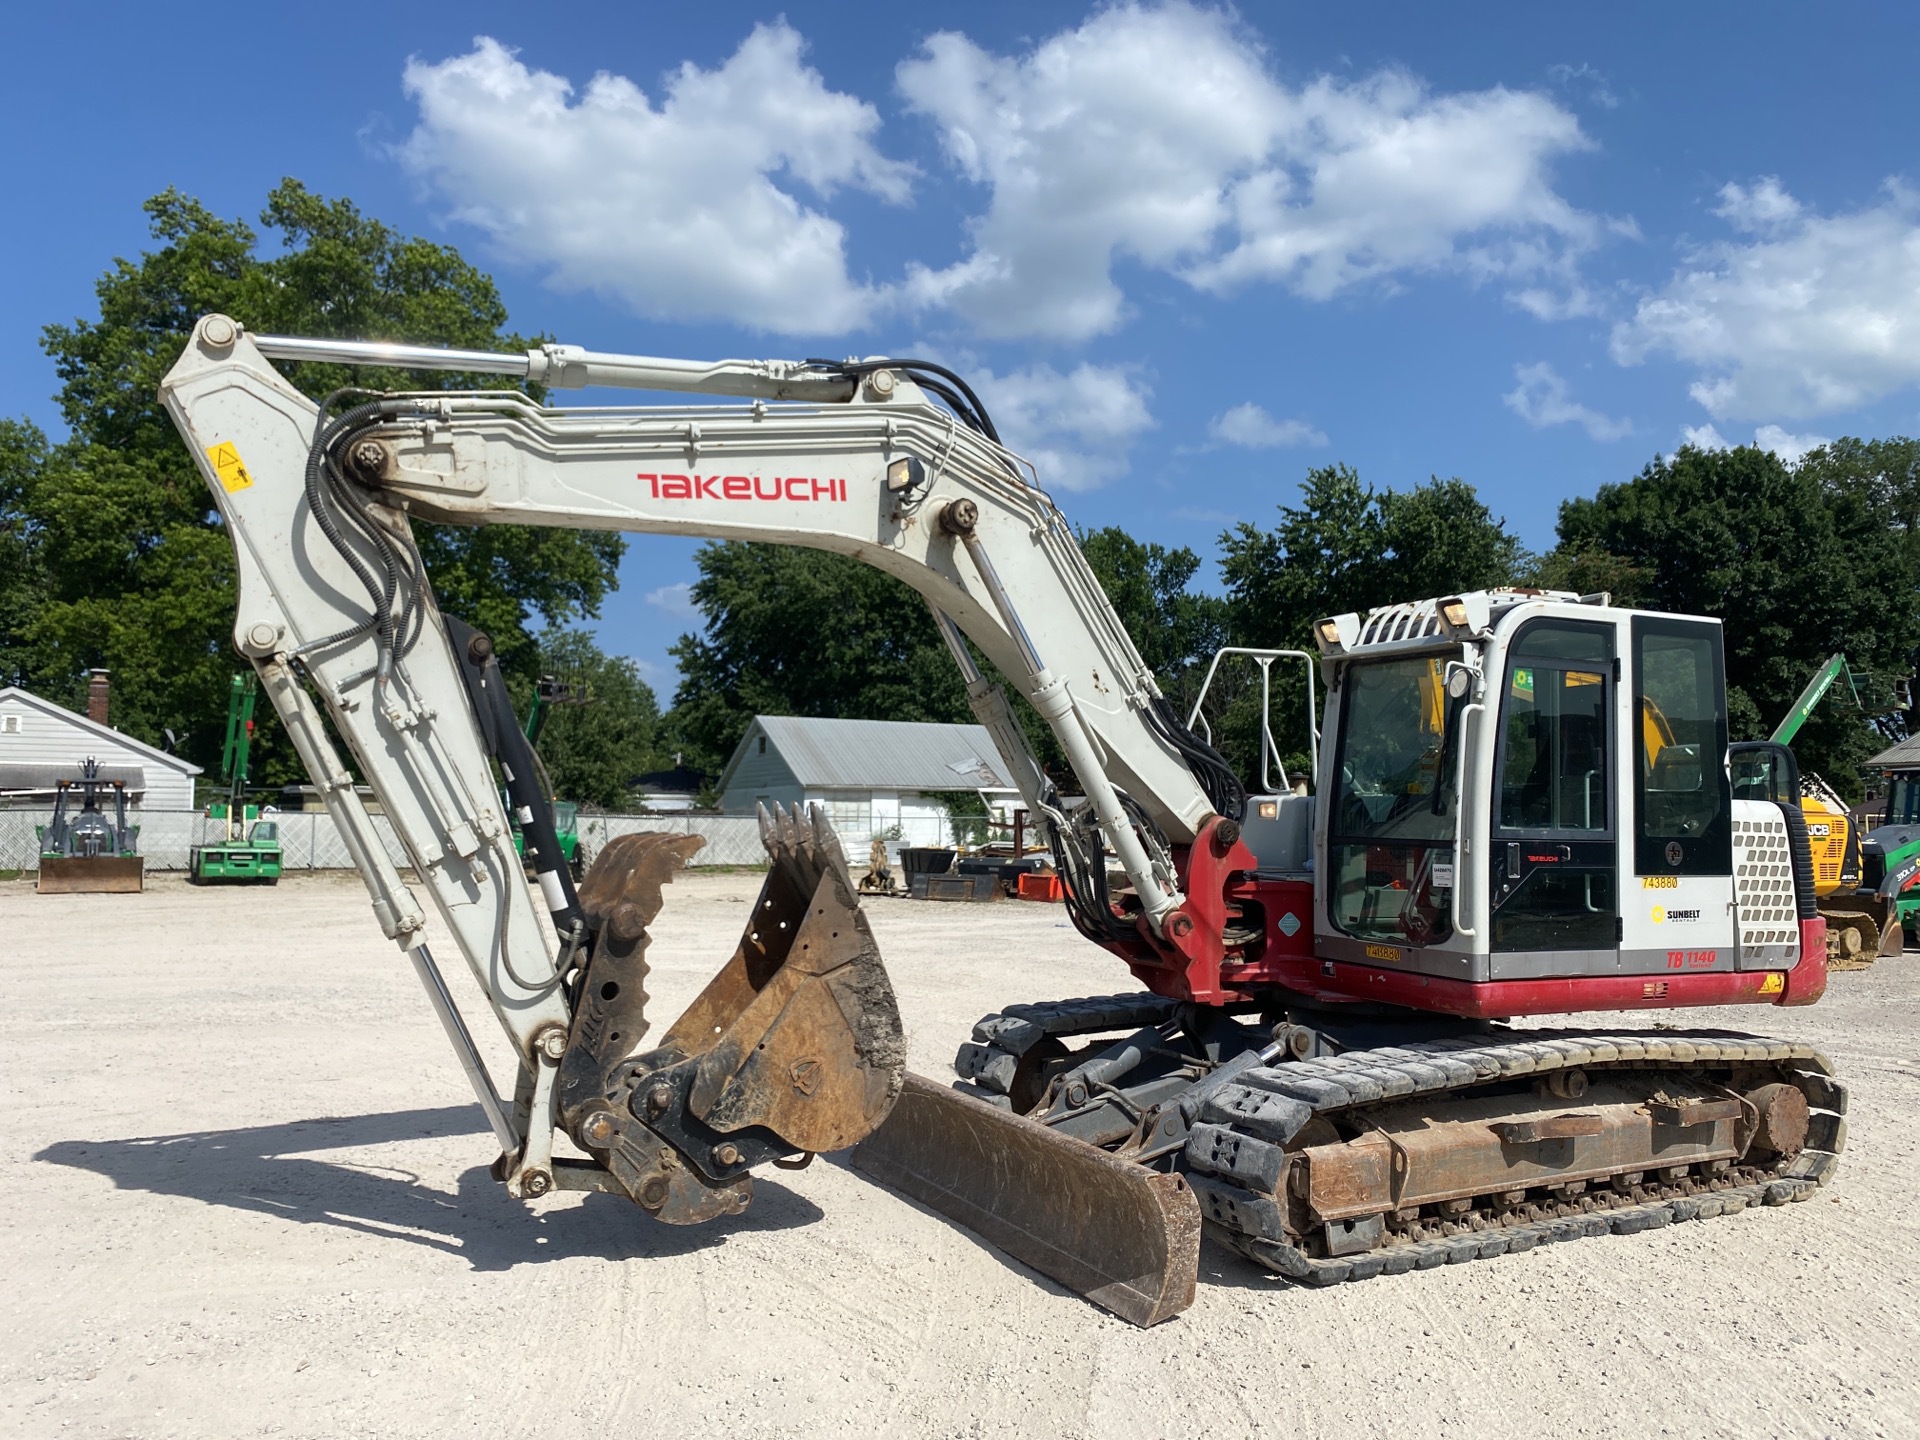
[0,678,202,811]
[715,716,1019,849]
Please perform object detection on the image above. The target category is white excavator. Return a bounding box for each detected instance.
[160,316,1845,1326]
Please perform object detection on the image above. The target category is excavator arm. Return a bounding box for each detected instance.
[158,315,1241,1319]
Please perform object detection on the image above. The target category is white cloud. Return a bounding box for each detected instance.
[1680,422,1831,464]
[1503,362,1632,441]
[967,362,1155,492]
[1754,424,1831,464]
[397,29,912,334]
[395,12,1613,342]
[1612,176,1920,420]
[1206,402,1327,449]
[898,4,1607,340]
[1547,62,1620,110]
[645,581,699,619]
[1713,176,1801,233]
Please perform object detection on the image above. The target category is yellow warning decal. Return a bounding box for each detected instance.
[1758,972,1785,995]
[206,441,254,493]
[1364,943,1400,963]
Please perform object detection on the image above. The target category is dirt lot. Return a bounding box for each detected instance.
[3,870,1917,1439]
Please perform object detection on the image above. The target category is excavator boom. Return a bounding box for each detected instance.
[159,315,1237,1314]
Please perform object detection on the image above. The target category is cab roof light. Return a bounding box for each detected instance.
[1313,614,1359,652]
[1436,592,1493,639]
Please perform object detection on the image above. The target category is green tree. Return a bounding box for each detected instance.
[1377,477,1528,605]
[1796,436,1920,741]
[9,181,623,783]
[1212,465,1523,782]
[0,420,51,688]
[663,527,1230,786]
[665,544,972,774]
[516,630,665,811]
[1219,465,1524,650]
[1547,443,1916,794]
[1077,526,1229,715]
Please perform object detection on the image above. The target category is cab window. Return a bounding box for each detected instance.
[1632,618,1732,875]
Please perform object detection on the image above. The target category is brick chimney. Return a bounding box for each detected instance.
[87,670,110,727]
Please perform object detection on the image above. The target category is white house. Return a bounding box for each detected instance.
[715,716,1020,849]
[0,677,202,811]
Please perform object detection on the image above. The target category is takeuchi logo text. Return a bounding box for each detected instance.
[642,473,847,502]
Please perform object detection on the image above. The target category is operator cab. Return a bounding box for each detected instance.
[1303,589,1802,991]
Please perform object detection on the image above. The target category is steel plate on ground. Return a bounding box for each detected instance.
[852,1071,1200,1326]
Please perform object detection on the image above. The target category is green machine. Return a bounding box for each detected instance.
[511,675,584,880]
[189,674,282,884]
[1862,740,1920,948]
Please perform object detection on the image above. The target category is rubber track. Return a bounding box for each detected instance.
[954,993,1179,1102]
[1184,1027,1847,1285]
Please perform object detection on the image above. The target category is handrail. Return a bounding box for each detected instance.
[1185,647,1320,792]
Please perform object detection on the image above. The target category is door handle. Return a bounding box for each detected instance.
[1506,842,1520,879]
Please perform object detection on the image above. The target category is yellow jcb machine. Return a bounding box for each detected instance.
[1759,653,1907,963]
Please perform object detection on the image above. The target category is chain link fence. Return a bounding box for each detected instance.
[0,808,771,872]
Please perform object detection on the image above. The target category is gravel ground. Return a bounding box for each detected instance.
[3,870,1917,1439]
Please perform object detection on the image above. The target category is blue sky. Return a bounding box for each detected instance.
[10,3,1920,697]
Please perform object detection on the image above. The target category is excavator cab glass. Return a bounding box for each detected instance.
[1489,620,1617,952]
[1729,744,1798,805]
[1631,618,1732,875]
[1326,654,1455,944]
[1887,773,1920,826]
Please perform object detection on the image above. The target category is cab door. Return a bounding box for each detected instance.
[1487,619,1618,968]
[1620,616,1737,970]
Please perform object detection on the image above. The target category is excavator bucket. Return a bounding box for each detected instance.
[563,805,905,1224]
[36,857,144,894]
[853,1074,1201,1327]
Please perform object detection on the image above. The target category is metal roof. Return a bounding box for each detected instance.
[721,716,1016,793]
[1866,734,1920,770]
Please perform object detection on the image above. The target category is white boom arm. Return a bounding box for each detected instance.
[159,318,1225,1097]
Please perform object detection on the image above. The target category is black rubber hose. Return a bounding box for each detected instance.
[302,399,397,657]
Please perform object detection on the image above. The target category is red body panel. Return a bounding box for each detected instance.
[1099,832,1821,1018]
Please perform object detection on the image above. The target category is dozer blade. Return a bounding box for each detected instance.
[561,805,905,1225]
[853,1073,1201,1327]
[36,857,144,894]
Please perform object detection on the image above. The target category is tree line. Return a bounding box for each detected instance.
[673,445,1920,800]
[4,184,1917,810]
